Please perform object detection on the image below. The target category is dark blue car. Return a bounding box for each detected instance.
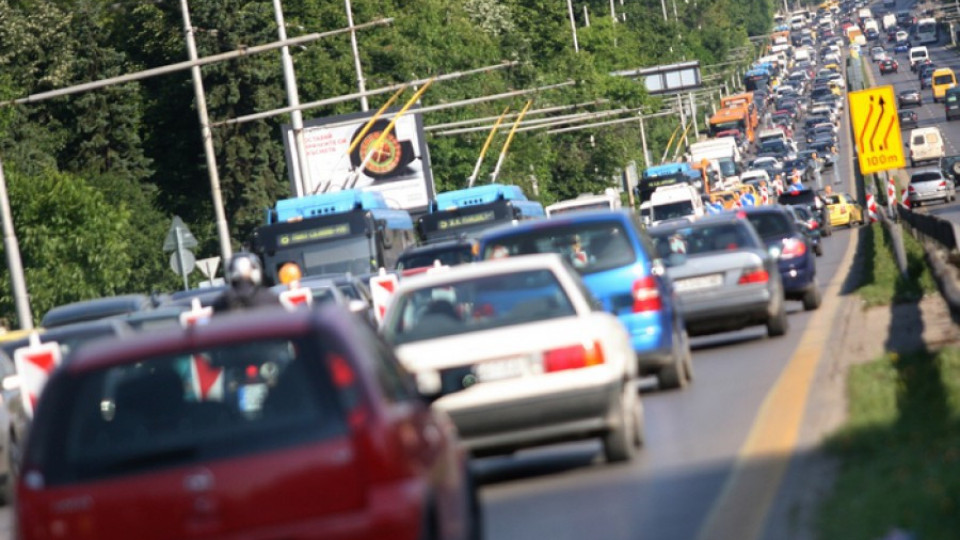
[743,206,822,311]
[476,210,693,389]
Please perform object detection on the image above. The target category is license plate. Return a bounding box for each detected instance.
[674,274,723,292]
[473,356,537,383]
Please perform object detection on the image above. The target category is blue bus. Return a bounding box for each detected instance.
[416,184,545,244]
[252,190,416,285]
[635,163,703,204]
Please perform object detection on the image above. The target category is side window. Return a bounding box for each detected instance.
[366,326,417,403]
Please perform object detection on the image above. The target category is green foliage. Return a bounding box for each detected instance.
[0,167,134,327]
[0,0,769,322]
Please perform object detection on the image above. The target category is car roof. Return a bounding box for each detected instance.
[40,294,153,329]
[392,253,571,292]
[479,208,636,240]
[0,317,134,359]
[61,305,350,374]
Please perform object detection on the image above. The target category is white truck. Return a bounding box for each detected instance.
[882,13,896,31]
[689,137,742,186]
[649,184,704,226]
[545,189,622,216]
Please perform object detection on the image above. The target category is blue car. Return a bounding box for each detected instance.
[476,210,693,389]
[894,40,910,54]
[742,206,822,311]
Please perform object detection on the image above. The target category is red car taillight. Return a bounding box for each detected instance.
[941,181,948,188]
[808,219,819,229]
[543,341,605,373]
[909,185,917,193]
[781,237,808,259]
[738,268,770,284]
[632,275,662,312]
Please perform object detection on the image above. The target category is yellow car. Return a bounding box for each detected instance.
[825,192,864,227]
[710,190,741,210]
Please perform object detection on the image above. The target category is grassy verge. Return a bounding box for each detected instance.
[855,223,937,307]
[817,347,960,540]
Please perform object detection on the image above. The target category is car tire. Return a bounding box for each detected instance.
[658,331,690,390]
[815,242,823,256]
[802,284,822,311]
[766,298,788,338]
[603,384,641,463]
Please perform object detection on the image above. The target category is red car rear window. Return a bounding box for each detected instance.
[26,338,348,486]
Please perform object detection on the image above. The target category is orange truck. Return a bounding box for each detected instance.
[708,105,754,143]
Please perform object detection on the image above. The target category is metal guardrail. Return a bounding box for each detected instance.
[897,205,960,252]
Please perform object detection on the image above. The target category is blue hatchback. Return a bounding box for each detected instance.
[476,210,693,389]
[742,206,822,311]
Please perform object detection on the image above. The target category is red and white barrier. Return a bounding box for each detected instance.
[13,332,62,418]
[866,193,879,223]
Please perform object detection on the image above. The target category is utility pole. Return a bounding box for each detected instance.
[345,0,369,111]
[272,0,310,197]
[566,0,580,53]
[180,0,232,265]
[661,0,668,21]
[0,159,32,329]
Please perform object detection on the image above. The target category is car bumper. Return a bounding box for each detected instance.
[437,373,622,453]
[778,256,816,297]
[617,311,675,373]
[909,190,952,203]
[677,285,775,335]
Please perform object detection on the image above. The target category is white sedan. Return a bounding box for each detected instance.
[381,253,643,463]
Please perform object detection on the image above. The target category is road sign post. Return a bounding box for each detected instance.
[848,86,906,175]
[163,216,198,290]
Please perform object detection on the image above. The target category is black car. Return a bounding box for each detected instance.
[898,88,923,107]
[395,238,476,272]
[879,58,899,74]
[899,109,919,129]
[777,188,832,237]
[785,205,824,256]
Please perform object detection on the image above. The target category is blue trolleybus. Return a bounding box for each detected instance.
[252,190,416,285]
[416,184,545,244]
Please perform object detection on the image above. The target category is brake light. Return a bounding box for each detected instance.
[781,237,808,259]
[543,341,605,373]
[808,219,819,229]
[738,268,770,284]
[632,276,662,312]
[941,181,948,188]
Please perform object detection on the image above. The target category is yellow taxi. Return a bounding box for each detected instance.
[824,192,864,227]
[710,190,741,210]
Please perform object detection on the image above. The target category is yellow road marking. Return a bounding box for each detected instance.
[697,80,863,540]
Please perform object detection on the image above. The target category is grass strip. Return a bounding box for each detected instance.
[856,223,937,307]
[817,347,960,540]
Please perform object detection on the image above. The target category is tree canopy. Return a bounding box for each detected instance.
[0,0,770,326]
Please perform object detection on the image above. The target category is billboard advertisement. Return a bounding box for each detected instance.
[282,108,436,214]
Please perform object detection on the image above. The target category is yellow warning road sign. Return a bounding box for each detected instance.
[848,85,905,175]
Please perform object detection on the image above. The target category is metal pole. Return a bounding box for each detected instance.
[175,227,189,291]
[610,0,616,22]
[468,107,510,187]
[345,0,369,111]
[690,92,699,139]
[584,5,590,26]
[661,0,668,21]
[0,158,33,330]
[672,0,678,19]
[180,0,232,265]
[490,101,533,183]
[566,0,579,53]
[638,115,650,168]
[272,0,310,198]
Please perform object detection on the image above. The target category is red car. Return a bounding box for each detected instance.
[17,307,481,540]
[879,58,899,75]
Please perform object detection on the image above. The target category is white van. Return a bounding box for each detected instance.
[909,46,930,71]
[909,126,945,167]
[649,184,704,226]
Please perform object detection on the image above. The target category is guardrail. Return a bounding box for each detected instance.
[898,205,960,253]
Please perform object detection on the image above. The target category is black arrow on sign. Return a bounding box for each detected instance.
[869,96,886,152]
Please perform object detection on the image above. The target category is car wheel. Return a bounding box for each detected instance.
[802,284,822,311]
[815,242,823,256]
[766,298,788,337]
[463,464,483,540]
[658,330,690,390]
[603,384,641,463]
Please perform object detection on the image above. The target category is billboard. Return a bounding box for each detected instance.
[282,108,436,214]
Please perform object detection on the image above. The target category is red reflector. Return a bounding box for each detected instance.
[781,237,808,259]
[738,268,770,284]
[329,354,355,387]
[808,220,819,229]
[544,342,605,373]
[632,276,662,312]
[941,181,948,188]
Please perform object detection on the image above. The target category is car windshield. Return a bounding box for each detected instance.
[479,221,636,275]
[911,172,943,183]
[384,269,577,345]
[653,200,695,222]
[28,338,345,487]
[745,212,794,238]
[649,222,760,264]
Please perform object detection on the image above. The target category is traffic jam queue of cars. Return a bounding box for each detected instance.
[0,8,874,540]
